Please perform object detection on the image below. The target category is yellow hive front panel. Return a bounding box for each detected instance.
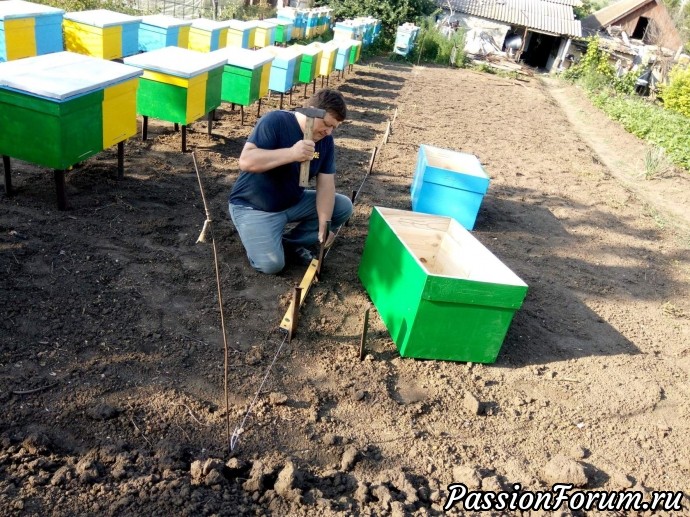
[3,18,36,61]
[254,28,269,48]
[178,26,190,48]
[102,79,139,148]
[64,20,122,59]
[247,28,256,48]
[318,48,336,77]
[185,72,208,124]
[141,70,190,88]
[218,28,227,48]
[226,30,243,48]
[259,62,270,97]
[188,28,211,52]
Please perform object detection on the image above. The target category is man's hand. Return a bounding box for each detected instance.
[291,139,315,163]
[319,229,335,249]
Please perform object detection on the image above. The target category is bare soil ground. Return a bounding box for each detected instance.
[1,59,689,516]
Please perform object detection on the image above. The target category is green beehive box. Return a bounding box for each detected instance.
[212,47,274,107]
[0,87,103,169]
[0,51,142,169]
[221,64,261,106]
[292,43,320,84]
[358,207,528,363]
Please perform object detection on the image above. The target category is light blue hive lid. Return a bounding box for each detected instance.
[141,14,192,29]
[211,47,274,69]
[0,51,142,100]
[0,0,64,19]
[64,9,141,27]
[123,46,227,78]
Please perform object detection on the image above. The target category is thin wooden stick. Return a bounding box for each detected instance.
[12,382,58,395]
[192,152,232,451]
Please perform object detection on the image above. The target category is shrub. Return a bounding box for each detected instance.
[660,66,690,118]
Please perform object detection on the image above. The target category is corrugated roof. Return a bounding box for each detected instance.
[581,0,653,31]
[441,0,583,37]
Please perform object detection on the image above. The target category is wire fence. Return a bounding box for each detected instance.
[129,0,217,19]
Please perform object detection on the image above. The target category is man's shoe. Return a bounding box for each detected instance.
[286,246,316,266]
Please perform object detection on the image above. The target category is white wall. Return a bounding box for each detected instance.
[442,13,512,56]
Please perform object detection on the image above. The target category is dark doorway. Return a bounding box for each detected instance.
[632,17,649,40]
[522,33,559,68]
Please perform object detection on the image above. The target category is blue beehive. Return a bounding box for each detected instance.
[264,45,301,94]
[334,40,352,71]
[138,14,191,51]
[0,0,64,63]
[394,23,419,57]
[411,145,490,230]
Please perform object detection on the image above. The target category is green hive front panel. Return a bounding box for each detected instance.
[0,88,103,169]
[404,297,522,363]
[221,65,261,106]
[274,25,285,43]
[136,77,188,124]
[298,56,317,84]
[204,66,223,113]
[292,54,302,84]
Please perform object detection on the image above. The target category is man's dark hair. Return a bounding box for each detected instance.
[306,89,347,122]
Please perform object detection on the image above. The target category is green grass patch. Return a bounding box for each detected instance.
[588,90,690,171]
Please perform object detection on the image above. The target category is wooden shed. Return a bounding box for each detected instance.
[582,0,683,52]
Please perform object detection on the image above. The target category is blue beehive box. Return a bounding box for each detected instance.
[138,15,191,51]
[411,145,490,230]
[264,45,300,93]
[334,40,352,71]
[0,0,64,63]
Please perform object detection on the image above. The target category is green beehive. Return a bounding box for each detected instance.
[0,87,103,169]
[123,46,225,125]
[212,47,274,106]
[358,207,528,363]
[0,51,141,169]
[292,43,321,85]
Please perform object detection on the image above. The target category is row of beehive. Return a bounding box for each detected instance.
[358,145,528,364]
[0,35,368,169]
[0,1,354,62]
[332,16,382,46]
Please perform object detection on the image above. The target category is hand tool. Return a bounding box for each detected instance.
[294,106,326,187]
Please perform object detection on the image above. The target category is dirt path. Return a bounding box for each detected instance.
[1,60,689,516]
[543,76,690,232]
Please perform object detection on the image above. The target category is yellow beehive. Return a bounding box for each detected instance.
[307,41,337,78]
[63,19,121,60]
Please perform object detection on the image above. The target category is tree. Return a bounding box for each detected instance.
[319,0,437,46]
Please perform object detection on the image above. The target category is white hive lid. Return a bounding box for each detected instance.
[211,47,275,69]
[124,46,227,77]
[0,51,142,100]
[0,0,63,19]
[141,14,192,28]
[64,9,141,27]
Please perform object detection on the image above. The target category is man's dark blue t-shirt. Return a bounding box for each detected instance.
[229,110,336,212]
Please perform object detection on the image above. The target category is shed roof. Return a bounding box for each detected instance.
[582,0,652,31]
[439,0,583,37]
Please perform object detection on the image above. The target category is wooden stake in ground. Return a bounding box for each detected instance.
[192,152,232,451]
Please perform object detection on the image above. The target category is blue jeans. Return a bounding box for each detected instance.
[229,191,353,274]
